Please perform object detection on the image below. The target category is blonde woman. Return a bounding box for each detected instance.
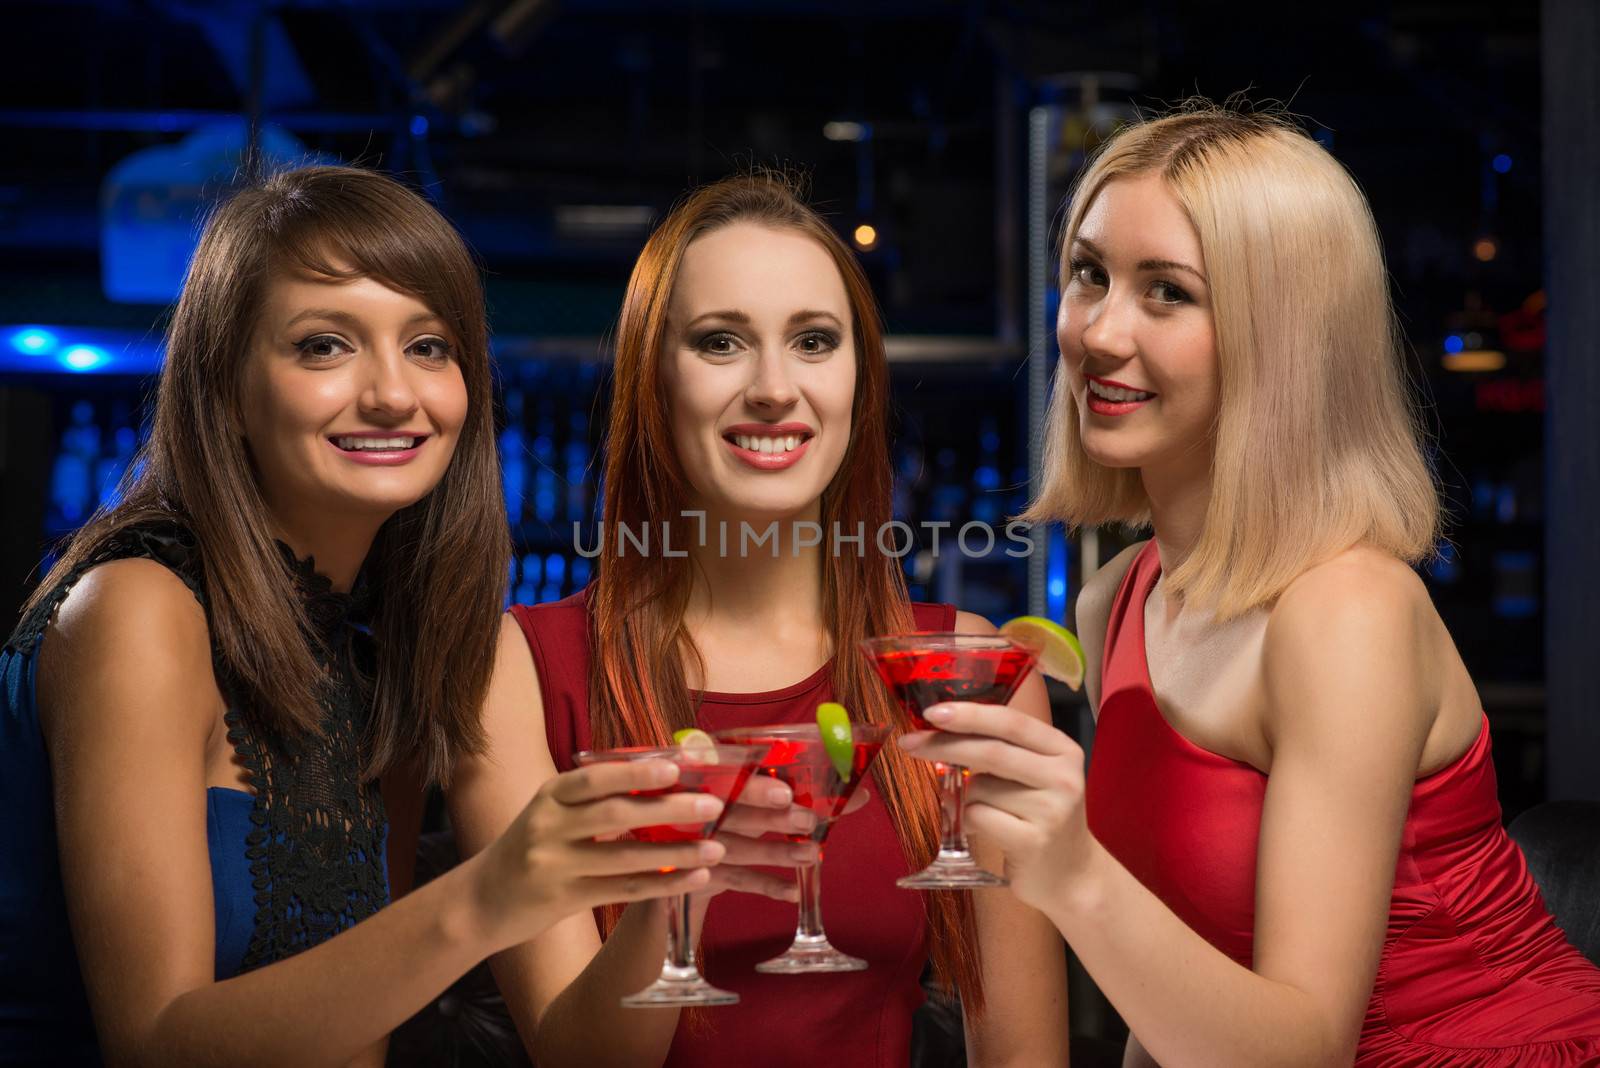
[897,105,1600,1066]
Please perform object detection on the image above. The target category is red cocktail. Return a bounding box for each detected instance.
[860,633,1038,889]
[574,742,768,1006]
[714,722,890,973]
[865,644,1036,731]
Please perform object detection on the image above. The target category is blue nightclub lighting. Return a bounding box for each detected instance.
[11,327,58,354]
[1492,154,1513,174]
[410,115,429,137]
[60,346,109,372]
[1444,334,1465,353]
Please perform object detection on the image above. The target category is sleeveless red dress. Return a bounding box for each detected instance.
[510,591,953,1068]
[1086,542,1600,1066]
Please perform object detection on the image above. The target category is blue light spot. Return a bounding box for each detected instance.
[1492,154,1512,174]
[1048,577,1066,599]
[1444,335,1464,353]
[60,346,108,371]
[1493,595,1538,620]
[410,115,429,137]
[11,327,57,354]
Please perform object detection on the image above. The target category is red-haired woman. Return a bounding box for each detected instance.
[447,173,1069,1066]
[0,166,730,1066]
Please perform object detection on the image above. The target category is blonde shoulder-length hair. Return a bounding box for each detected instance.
[1023,104,1440,617]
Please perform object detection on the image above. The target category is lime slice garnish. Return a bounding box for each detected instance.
[999,615,1086,690]
[672,727,718,763]
[815,702,855,780]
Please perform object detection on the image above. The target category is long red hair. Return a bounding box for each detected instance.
[588,171,984,1012]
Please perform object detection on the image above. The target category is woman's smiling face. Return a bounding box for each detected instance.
[660,221,857,523]
[240,267,468,527]
[1059,173,1220,480]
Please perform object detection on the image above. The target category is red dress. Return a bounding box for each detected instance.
[1086,542,1600,1066]
[510,592,952,1068]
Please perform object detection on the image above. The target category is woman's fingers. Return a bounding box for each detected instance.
[919,702,1076,754]
[705,865,800,903]
[561,791,723,839]
[718,802,817,838]
[579,866,712,905]
[733,775,795,809]
[567,837,725,877]
[901,732,1066,789]
[714,832,817,868]
[546,759,677,805]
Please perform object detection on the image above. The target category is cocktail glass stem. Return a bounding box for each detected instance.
[894,758,1008,888]
[620,893,742,1006]
[756,846,868,973]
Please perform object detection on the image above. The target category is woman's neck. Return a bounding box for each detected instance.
[682,503,827,636]
[1141,448,1213,587]
[267,506,384,593]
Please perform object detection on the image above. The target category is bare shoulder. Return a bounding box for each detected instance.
[44,557,211,675]
[1267,545,1431,651]
[951,609,999,636]
[38,557,216,749]
[1262,546,1435,743]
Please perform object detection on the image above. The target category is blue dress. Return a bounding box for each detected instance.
[0,523,389,1064]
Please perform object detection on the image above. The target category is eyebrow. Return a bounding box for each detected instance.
[683,309,846,331]
[283,308,446,331]
[1072,237,1208,284]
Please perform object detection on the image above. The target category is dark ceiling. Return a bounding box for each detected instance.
[1,0,1543,342]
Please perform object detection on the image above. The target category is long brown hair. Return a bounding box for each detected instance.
[22,165,509,784]
[589,171,985,1011]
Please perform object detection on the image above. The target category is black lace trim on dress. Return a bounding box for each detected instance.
[231,541,388,972]
[5,521,389,973]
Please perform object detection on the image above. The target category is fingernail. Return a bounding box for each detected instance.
[924,705,952,722]
[789,809,816,831]
[695,796,723,818]
[899,732,926,750]
[790,843,816,861]
[699,840,725,862]
[653,761,680,784]
[769,783,793,804]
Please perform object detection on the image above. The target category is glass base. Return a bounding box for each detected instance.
[756,936,868,974]
[620,965,740,1007]
[896,851,1008,890]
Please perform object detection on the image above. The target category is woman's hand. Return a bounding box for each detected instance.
[899,702,1093,912]
[471,759,727,949]
[696,777,875,904]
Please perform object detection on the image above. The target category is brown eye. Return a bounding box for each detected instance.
[409,337,453,362]
[795,331,838,357]
[295,335,352,361]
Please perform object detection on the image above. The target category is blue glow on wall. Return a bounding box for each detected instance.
[0,326,163,375]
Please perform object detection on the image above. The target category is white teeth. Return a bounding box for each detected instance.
[337,436,418,451]
[1087,380,1153,403]
[730,431,808,454]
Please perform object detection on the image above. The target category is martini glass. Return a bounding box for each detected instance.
[713,722,890,973]
[574,742,767,1007]
[860,633,1037,889]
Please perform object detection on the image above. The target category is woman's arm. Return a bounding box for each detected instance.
[951,612,1071,1067]
[447,614,807,1068]
[904,555,1437,1068]
[42,563,716,1068]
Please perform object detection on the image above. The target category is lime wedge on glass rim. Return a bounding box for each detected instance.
[815,702,855,780]
[999,615,1086,691]
[671,727,719,763]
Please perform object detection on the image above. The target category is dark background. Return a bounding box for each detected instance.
[0,1,1583,1056]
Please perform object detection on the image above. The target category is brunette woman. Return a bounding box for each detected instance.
[0,166,728,1067]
